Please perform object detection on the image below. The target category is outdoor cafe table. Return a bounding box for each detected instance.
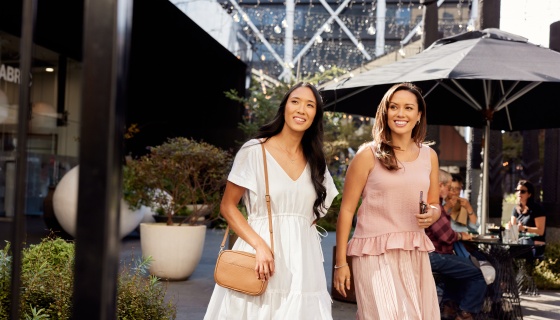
[466,237,545,320]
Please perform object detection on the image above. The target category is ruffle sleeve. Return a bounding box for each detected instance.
[227,139,261,194]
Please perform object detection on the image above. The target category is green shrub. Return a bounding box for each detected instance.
[0,242,11,319]
[117,255,176,319]
[0,237,176,319]
[123,137,233,226]
[534,242,560,290]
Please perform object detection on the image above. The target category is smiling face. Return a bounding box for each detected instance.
[448,180,462,198]
[283,86,317,133]
[386,90,422,135]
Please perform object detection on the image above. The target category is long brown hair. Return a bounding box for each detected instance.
[371,82,427,171]
[255,82,328,220]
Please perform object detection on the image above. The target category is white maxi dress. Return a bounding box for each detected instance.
[204,139,338,320]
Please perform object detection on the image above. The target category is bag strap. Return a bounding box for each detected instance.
[261,143,274,254]
[220,142,274,254]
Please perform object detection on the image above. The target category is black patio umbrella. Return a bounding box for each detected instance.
[320,28,560,231]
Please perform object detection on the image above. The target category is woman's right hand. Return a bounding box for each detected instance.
[255,243,275,281]
[333,265,351,297]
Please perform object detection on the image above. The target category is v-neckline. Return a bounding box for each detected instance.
[264,148,307,182]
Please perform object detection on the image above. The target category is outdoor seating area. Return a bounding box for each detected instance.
[422,234,552,320]
[477,242,524,319]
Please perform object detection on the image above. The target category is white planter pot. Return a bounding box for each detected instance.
[52,165,144,239]
[140,222,206,280]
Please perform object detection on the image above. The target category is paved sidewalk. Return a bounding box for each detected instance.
[3,216,558,319]
[120,227,560,320]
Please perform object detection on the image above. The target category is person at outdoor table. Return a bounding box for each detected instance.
[334,82,441,319]
[445,175,493,269]
[510,179,546,258]
[426,169,486,320]
[444,173,479,234]
[204,82,339,319]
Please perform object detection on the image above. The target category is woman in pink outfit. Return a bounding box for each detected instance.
[334,82,441,320]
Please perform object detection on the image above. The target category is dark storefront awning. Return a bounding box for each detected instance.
[1,0,247,153]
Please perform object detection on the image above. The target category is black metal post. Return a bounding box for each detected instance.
[72,0,132,318]
[543,21,560,227]
[10,0,36,319]
[420,0,439,50]
[56,54,67,126]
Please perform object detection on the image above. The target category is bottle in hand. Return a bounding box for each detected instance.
[419,191,427,214]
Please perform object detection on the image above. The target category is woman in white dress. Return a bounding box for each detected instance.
[204,82,338,320]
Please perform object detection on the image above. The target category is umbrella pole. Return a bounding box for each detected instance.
[481,120,490,235]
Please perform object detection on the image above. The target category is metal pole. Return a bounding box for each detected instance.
[72,0,131,318]
[10,0,36,319]
[375,0,386,57]
[283,0,294,82]
[481,119,490,234]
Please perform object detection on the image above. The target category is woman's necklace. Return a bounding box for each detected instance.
[394,142,416,161]
[275,139,299,164]
[282,145,298,164]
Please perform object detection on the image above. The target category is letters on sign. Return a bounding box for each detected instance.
[0,64,21,84]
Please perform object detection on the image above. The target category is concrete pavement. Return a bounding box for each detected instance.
[120,227,560,320]
[3,216,558,319]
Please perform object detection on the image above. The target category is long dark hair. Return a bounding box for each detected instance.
[372,82,427,171]
[255,82,328,220]
[517,179,537,207]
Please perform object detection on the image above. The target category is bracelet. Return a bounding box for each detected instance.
[467,211,474,216]
[334,263,349,269]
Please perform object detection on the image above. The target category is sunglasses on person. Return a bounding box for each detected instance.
[515,189,528,194]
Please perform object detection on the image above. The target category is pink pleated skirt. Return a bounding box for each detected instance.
[351,249,440,320]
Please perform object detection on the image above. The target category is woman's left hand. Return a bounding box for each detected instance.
[333,265,352,297]
[416,210,433,228]
[415,209,434,228]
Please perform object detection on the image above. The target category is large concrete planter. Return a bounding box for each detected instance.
[52,165,144,239]
[140,222,206,281]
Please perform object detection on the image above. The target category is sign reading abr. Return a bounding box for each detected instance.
[0,64,21,84]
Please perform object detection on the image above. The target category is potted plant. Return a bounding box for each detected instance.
[123,137,233,280]
[123,137,232,225]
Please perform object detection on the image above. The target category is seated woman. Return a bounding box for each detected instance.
[510,179,546,295]
[511,179,547,259]
[444,173,479,234]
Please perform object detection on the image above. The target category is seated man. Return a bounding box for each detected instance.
[426,169,487,320]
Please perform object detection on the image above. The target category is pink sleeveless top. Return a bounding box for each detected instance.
[347,143,435,256]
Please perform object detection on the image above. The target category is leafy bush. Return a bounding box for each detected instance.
[117,256,176,319]
[534,242,560,290]
[123,137,233,226]
[0,237,176,319]
[0,242,12,319]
